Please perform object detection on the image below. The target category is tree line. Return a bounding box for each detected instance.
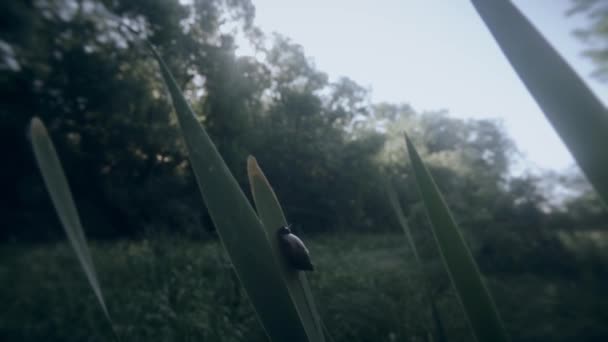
[0,0,604,252]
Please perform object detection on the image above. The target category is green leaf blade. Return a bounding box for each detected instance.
[387,186,422,264]
[471,0,608,204]
[387,185,447,342]
[247,156,325,342]
[29,117,111,324]
[151,49,310,341]
[405,135,509,342]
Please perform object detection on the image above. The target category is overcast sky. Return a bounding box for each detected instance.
[236,0,607,172]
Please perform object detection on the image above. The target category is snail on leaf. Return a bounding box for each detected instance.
[277,225,314,271]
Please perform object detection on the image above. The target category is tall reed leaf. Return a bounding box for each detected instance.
[471,0,608,204]
[247,156,325,342]
[150,48,310,341]
[387,186,447,342]
[387,187,421,264]
[405,135,509,342]
[29,117,113,325]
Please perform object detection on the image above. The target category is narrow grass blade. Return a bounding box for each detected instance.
[405,134,509,342]
[247,156,325,342]
[387,187,421,264]
[29,117,112,324]
[150,48,310,341]
[387,186,447,342]
[471,0,608,204]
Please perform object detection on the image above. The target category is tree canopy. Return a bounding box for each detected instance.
[569,0,608,82]
[0,0,602,244]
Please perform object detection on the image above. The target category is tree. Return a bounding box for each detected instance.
[568,0,608,82]
[0,0,257,240]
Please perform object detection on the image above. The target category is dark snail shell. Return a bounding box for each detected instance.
[277,226,314,271]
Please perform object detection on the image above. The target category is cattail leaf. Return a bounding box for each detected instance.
[471,0,608,204]
[387,185,447,342]
[405,134,509,342]
[387,186,422,264]
[150,47,310,341]
[247,156,325,342]
[29,117,112,325]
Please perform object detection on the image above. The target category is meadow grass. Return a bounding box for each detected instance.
[1,233,607,342]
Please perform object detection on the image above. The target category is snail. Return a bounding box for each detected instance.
[277,225,314,271]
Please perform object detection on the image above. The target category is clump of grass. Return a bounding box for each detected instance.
[150,45,320,341]
[29,43,327,341]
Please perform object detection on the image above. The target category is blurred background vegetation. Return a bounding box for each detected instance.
[1,0,607,341]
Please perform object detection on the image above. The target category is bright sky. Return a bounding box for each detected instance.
[237,0,607,172]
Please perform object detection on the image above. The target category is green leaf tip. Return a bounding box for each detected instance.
[246,156,281,221]
[404,134,509,342]
[30,116,44,135]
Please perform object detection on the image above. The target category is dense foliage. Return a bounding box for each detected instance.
[2,0,603,244]
[2,1,608,341]
[569,0,608,82]
[3,236,608,342]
